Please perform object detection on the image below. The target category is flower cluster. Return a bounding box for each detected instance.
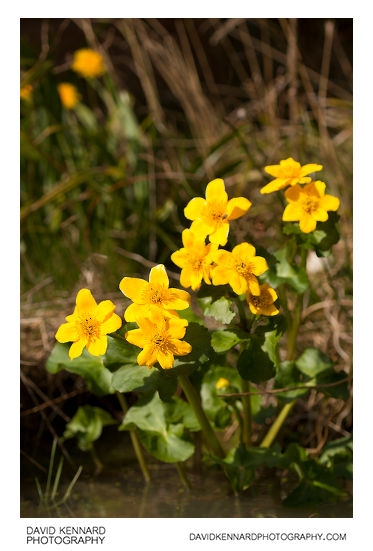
[58,83,80,110]
[71,48,105,79]
[172,178,278,316]
[261,158,340,233]
[120,265,192,369]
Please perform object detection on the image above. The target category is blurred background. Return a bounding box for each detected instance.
[20,18,352,515]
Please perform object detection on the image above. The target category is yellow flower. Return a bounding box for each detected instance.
[20,84,32,101]
[71,48,105,78]
[119,264,191,322]
[184,179,252,246]
[125,311,192,370]
[58,83,80,109]
[55,289,122,359]
[261,157,323,194]
[246,283,279,316]
[171,229,217,291]
[211,242,268,296]
[282,181,340,233]
[216,377,230,390]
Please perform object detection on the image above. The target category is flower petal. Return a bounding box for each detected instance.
[125,328,148,348]
[87,336,108,356]
[247,275,260,296]
[226,197,252,220]
[232,242,256,260]
[250,256,269,276]
[171,249,188,268]
[209,222,229,246]
[313,208,329,222]
[205,178,227,203]
[55,322,80,343]
[299,215,317,233]
[124,303,145,322]
[285,184,302,202]
[167,317,188,338]
[260,178,289,194]
[282,203,303,221]
[320,194,340,212]
[299,163,323,177]
[95,300,116,322]
[171,339,192,356]
[180,268,193,289]
[138,345,157,367]
[190,218,214,237]
[69,339,87,360]
[157,350,175,370]
[264,163,282,177]
[149,264,169,288]
[76,289,97,313]
[181,228,196,248]
[229,272,247,295]
[163,288,191,310]
[211,265,230,286]
[308,180,325,197]
[184,197,205,221]
[101,313,122,335]
[119,277,148,302]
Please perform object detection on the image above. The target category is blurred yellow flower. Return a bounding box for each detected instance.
[58,82,80,109]
[211,242,268,296]
[71,48,105,78]
[171,229,217,291]
[216,377,230,390]
[55,289,122,359]
[246,283,279,316]
[261,157,323,194]
[125,311,192,369]
[119,264,190,322]
[184,179,252,246]
[20,84,32,101]
[283,181,340,233]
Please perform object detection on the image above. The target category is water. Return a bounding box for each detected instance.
[21,463,352,518]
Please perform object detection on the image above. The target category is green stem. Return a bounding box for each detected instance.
[231,402,244,442]
[260,401,295,448]
[175,462,192,489]
[260,247,308,448]
[178,374,225,458]
[240,378,252,447]
[116,392,151,482]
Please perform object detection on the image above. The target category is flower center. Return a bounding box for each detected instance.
[235,261,253,278]
[152,333,169,352]
[302,197,318,214]
[79,315,100,339]
[207,201,226,224]
[143,285,166,305]
[250,296,263,308]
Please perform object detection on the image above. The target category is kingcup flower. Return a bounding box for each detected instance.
[20,84,32,101]
[184,178,251,246]
[171,229,217,291]
[125,311,192,369]
[282,180,340,233]
[216,377,230,390]
[211,242,268,296]
[246,283,279,316]
[71,48,105,79]
[55,289,122,359]
[58,83,80,109]
[119,264,190,322]
[261,157,323,194]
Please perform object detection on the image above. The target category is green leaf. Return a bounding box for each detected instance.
[197,296,236,324]
[201,366,241,429]
[46,343,114,396]
[63,405,117,451]
[296,347,334,378]
[237,337,276,383]
[274,361,310,403]
[222,444,256,492]
[181,306,204,325]
[283,213,340,257]
[265,245,309,293]
[111,364,177,400]
[119,393,195,463]
[310,369,349,401]
[319,436,353,479]
[211,329,249,353]
[104,333,139,369]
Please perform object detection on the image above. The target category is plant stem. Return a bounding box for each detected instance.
[240,378,252,447]
[259,401,295,448]
[260,247,308,448]
[178,374,225,458]
[116,392,151,482]
[175,462,192,489]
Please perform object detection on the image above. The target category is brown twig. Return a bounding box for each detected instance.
[218,377,349,398]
